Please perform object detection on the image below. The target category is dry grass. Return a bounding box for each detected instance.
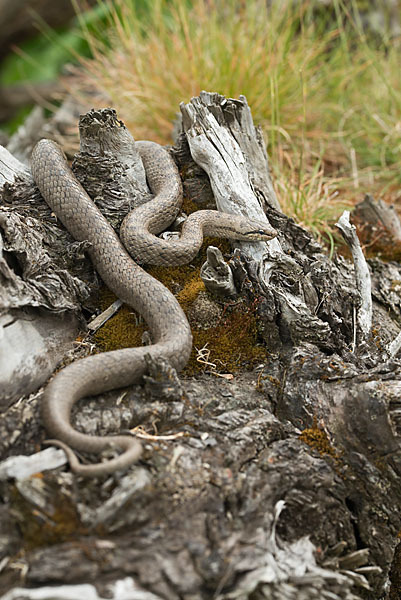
[70,0,401,237]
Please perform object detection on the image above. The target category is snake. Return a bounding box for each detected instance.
[31,138,277,477]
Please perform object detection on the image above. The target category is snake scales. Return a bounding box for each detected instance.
[31,138,277,477]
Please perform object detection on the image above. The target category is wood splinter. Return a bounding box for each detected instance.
[336,210,372,347]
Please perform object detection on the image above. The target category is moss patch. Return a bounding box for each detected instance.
[94,287,145,351]
[299,425,341,465]
[177,279,205,307]
[93,236,265,375]
[186,303,266,376]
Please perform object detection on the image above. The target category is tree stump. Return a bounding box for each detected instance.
[0,92,401,600]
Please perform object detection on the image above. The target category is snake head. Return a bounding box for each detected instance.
[231,216,278,241]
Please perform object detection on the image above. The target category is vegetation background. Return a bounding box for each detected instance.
[1,0,400,248]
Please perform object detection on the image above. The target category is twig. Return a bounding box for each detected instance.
[87,299,123,332]
[196,344,234,380]
[130,426,187,441]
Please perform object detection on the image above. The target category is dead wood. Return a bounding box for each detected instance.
[0,100,106,405]
[354,194,401,244]
[0,95,401,600]
[336,211,372,344]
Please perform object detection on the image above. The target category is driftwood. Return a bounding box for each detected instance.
[336,211,372,344]
[0,93,401,600]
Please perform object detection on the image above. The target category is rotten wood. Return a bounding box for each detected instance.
[0,96,401,600]
[87,299,123,333]
[0,122,90,404]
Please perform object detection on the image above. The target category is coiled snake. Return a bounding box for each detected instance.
[31,139,277,477]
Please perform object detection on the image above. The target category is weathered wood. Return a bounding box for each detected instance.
[0,145,30,185]
[6,106,49,164]
[0,124,93,404]
[0,308,79,405]
[1,96,401,600]
[353,193,401,243]
[179,93,343,352]
[0,447,66,480]
[388,330,401,359]
[87,299,123,333]
[72,108,151,230]
[180,91,281,265]
[336,210,372,344]
[200,246,237,297]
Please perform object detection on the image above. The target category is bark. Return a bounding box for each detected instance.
[0,94,401,600]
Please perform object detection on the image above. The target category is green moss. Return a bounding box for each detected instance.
[92,236,264,375]
[177,279,206,307]
[94,287,145,351]
[181,195,200,215]
[299,425,341,464]
[186,304,266,376]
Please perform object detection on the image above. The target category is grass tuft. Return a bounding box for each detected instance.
[70,0,401,237]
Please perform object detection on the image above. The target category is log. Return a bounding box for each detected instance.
[0,95,401,600]
[351,193,401,266]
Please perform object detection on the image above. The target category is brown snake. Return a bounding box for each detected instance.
[31,138,277,477]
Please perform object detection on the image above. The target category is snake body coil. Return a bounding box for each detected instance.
[31,138,276,477]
